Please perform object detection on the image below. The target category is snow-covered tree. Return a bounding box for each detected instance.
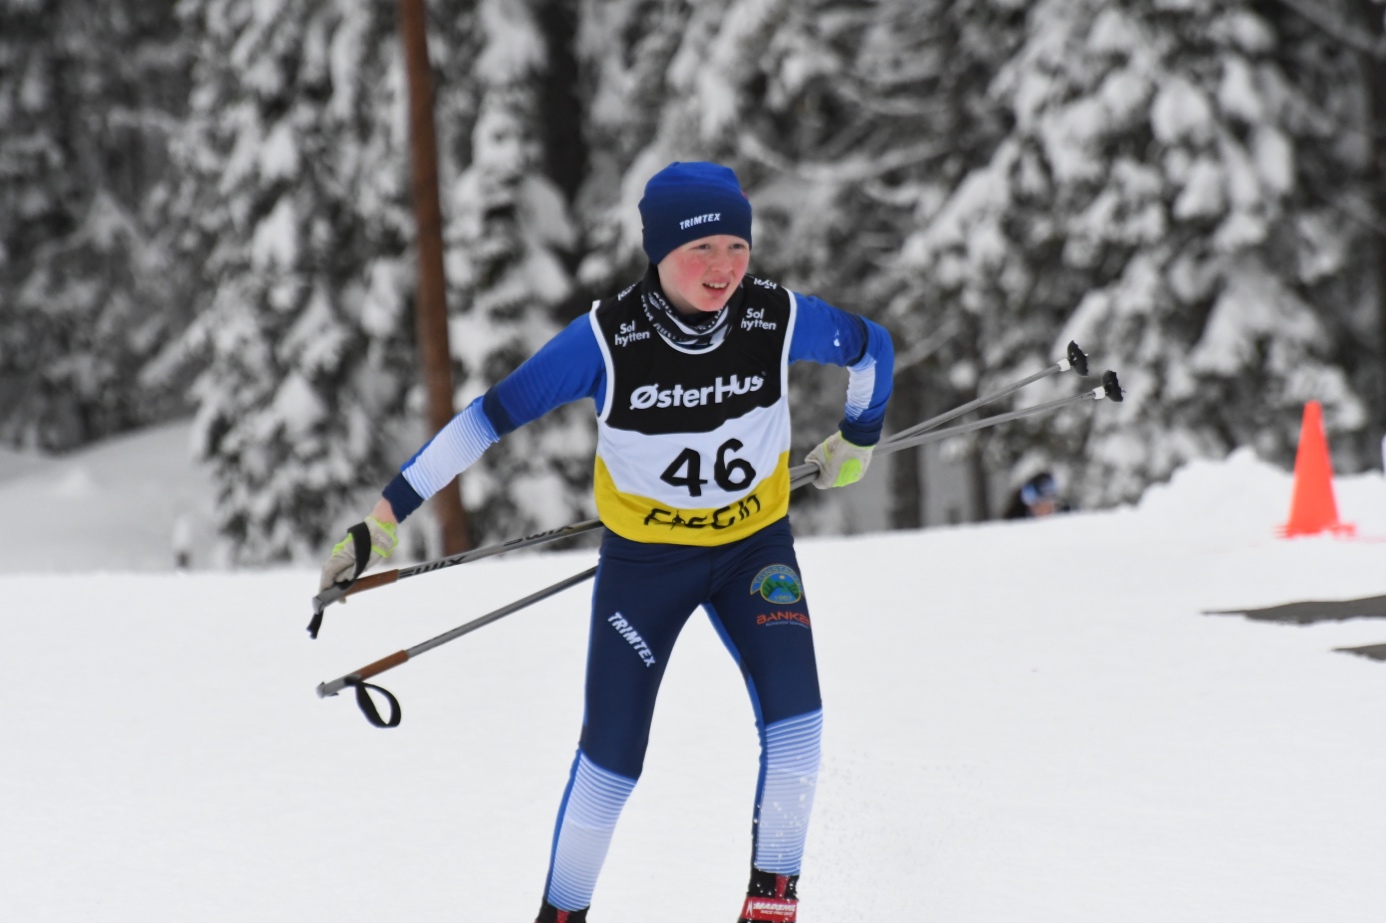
[172,0,425,563]
[574,0,732,287]
[174,0,589,561]
[1264,0,1382,467]
[764,0,1026,526]
[898,0,1368,508]
[0,0,189,451]
[441,0,590,544]
[1267,0,1386,460]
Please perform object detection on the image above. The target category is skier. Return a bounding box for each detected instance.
[1002,470,1069,519]
[319,161,894,923]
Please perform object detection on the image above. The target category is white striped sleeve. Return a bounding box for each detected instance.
[400,398,499,501]
[844,353,878,422]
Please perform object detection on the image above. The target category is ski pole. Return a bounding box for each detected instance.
[310,342,1099,633]
[321,370,1121,727]
[309,516,602,637]
[788,369,1122,489]
[316,565,599,727]
[885,368,1120,453]
[888,340,1090,446]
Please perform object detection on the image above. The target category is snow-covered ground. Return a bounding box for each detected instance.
[3,428,1386,921]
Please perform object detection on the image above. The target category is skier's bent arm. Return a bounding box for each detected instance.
[789,293,894,487]
[318,317,605,590]
[380,316,605,523]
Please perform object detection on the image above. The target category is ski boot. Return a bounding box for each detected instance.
[737,868,798,922]
[534,901,588,923]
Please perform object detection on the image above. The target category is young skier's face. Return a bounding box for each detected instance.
[657,234,750,316]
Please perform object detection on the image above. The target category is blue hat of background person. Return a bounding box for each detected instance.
[1021,472,1058,507]
[639,161,753,265]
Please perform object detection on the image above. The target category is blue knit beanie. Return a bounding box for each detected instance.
[638,161,753,265]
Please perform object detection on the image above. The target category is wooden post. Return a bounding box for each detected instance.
[398,0,470,554]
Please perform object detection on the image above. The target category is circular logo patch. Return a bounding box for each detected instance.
[750,565,802,604]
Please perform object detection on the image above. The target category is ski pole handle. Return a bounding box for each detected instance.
[308,570,402,638]
[311,570,399,611]
[309,518,602,636]
[317,650,409,699]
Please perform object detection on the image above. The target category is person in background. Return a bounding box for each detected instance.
[1002,470,1069,519]
[317,161,894,923]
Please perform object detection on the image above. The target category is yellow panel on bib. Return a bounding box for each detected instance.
[594,453,790,545]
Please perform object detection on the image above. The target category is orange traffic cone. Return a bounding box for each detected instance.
[1279,400,1355,538]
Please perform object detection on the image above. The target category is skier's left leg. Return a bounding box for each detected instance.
[705,518,822,922]
[536,531,711,923]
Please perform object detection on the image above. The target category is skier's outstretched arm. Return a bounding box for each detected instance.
[790,293,895,488]
[318,317,606,591]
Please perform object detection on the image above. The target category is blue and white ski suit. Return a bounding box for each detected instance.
[380,272,892,912]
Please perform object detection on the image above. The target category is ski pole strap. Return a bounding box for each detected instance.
[306,523,377,639]
[346,678,402,728]
[316,568,596,727]
[348,522,372,581]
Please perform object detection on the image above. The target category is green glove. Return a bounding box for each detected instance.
[804,432,873,489]
[318,516,398,592]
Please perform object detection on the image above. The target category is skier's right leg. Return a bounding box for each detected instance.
[703,518,822,923]
[535,531,710,923]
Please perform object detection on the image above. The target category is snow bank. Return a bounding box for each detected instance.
[0,420,218,572]
[1133,446,1386,539]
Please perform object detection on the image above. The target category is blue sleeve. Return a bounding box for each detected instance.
[789,293,894,446]
[482,314,606,435]
[382,315,606,521]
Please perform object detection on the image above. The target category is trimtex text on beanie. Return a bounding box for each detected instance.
[638,161,753,265]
